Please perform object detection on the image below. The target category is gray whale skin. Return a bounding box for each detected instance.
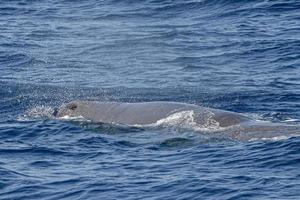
[56,101,299,141]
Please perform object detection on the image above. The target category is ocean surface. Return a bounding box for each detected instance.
[1,0,300,199]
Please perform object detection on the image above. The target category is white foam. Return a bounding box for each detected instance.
[283,118,300,122]
[58,115,87,121]
[137,110,224,132]
[249,134,299,142]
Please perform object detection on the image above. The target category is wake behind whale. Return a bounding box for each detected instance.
[54,101,300,142]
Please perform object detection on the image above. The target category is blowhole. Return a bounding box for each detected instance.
[67,103,78,110]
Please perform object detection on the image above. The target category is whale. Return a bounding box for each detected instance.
[55,101,251,127]
[55,101,300,141]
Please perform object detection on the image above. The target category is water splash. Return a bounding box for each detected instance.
[143,109,222,132]
[18,106,55,121]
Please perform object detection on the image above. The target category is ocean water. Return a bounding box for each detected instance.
[1,0,300,199]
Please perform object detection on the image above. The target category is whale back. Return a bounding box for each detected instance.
[56,101,251,127]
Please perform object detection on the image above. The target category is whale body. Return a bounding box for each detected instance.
[55,101,300,141]
[55,101,250,127]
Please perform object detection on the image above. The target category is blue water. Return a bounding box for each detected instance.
[1,0,300,199]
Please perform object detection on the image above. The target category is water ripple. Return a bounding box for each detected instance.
[1,0,300,199]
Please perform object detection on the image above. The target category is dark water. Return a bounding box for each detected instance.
[1,0,300,199]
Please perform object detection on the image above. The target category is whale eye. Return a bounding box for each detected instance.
[66,103,78,110]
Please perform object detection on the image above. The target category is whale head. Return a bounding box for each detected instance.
[54,101,82,118]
